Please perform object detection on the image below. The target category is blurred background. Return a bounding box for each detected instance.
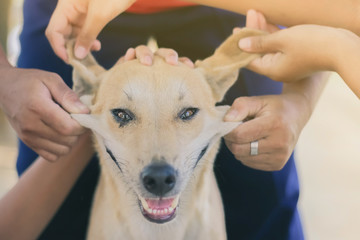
[1,1,360,239]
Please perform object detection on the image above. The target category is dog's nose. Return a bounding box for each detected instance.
[141,163,176,196]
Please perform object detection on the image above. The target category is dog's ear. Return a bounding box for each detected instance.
[214,106,241,136]
[195,28,267,102]
[71,113,113,139]
[66,40,106,102]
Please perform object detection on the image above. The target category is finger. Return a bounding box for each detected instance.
[32,137,72,156]
[237,155,277,171]
[90,39,101,51]
[179,57,194,68]
[135,45,153,65]
[74,15,108,59]
[42,73,89,114]
[246,52,284,78]
[36,149,59,162]
[224,116,272,143]
[46,31,69,62]
[75,0,136,59]
[155,48,179,65]
[224,97,264,122]
[32,95,86,136]
[232,27,242,34]
[225,139,266,157]
[45,8,71,62]
[39,128,79,147]
[246,9,261,29]
[27,120,79,146]
[42,107,86,136]
[238,33,281,53]
[124,48,136,61]
[255,10,269,31]
[115,48,135,65]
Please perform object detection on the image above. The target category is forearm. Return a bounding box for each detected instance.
[0,133,94,240]
[282,72,330,126]
[190,0,360,35]
[338,60,360,99]
[334,36,360,98]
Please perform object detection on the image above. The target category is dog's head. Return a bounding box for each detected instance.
[69,29,265,224]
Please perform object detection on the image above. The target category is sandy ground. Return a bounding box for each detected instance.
[0,73,359,239]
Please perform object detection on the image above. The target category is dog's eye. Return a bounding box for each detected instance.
[179,108,199,121]
[111,109,134,127]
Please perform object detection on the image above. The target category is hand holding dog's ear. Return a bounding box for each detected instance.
[239,9,342,82]
[0,64,89,162]
[46,0,135,62]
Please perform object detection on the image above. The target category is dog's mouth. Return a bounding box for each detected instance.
[139,196,179,224]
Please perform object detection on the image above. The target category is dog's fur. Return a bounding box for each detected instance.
[68,28,265,240]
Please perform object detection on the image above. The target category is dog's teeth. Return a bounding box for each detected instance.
[160,210,164,215]
[169,207,174,213]
[171,196,179,209]
[140,198,149,211]
[164,208,168,214]
[153,209,157,214]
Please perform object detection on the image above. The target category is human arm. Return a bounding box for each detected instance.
[189,0,360,35]
[223,72,328,171]
[0,132,94,240]
[0,45,89,161]
[222,10,330,171]
[46,0,136,61]
[46,0,360,62]
[238,25,360,98]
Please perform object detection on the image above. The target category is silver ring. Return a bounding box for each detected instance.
[250,141,259,156]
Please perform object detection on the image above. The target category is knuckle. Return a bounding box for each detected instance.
[253,37,264,50]
[59,145,71,155]
[59,125,73,135]
[20,121,34,134]
[21,134,32,146]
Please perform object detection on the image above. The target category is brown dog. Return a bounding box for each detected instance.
[68,28,265,240]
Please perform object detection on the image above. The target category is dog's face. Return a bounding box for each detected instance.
[70,29,265,224]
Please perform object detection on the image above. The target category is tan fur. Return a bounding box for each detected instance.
[68,28,266,240]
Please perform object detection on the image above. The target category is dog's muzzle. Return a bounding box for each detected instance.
[139,163,179,223]
[139,196,179,224]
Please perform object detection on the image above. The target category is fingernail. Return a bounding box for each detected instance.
[74,101,89,113]
[168,55,178,65]
[75,46,87,59]
[142,56,152,65]
[239,38,251,50]
[224,110,238,121]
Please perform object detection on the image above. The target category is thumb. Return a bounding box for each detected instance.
[224,97,262,122]
[238,34,278,54]
[43,74,89,114]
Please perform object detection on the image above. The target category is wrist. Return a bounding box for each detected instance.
[281,72,330,127]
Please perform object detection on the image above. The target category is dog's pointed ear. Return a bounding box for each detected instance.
[214,106,241,136]
[71,113,112,139]
[195,28,267,102]
[66,40,106,101]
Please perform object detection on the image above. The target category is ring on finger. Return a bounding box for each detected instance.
[250,140,259,156]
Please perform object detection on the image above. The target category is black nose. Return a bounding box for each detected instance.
[141,163,176,196]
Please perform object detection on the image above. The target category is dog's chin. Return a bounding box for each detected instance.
[138,196,179,224]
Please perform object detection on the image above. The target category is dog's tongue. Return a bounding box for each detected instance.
[146,198,174,209]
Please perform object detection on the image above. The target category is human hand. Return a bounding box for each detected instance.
[0,66,89,162]
[238,10,354,82]
[117,46,194,67]
[46,0,136,62]
[223,93,310,171]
